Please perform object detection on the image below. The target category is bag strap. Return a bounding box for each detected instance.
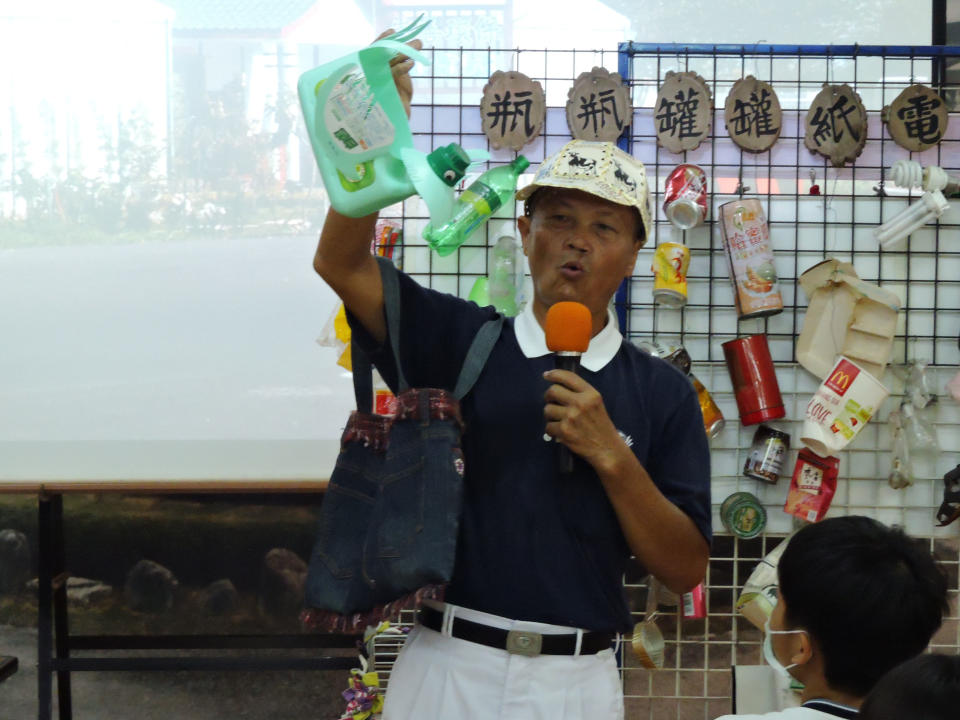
[351,340,374,413]
[350,256,503,410]
[377,256,409,393]
[453,314,504,400]
[348,256,403,412]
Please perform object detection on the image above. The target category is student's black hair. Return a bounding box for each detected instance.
[523,187,647,246]
[860,654,960,720]
[777,515,949,698]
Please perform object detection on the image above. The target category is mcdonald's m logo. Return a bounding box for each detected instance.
[825,358,860,396]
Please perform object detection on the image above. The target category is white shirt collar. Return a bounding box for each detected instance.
[513,301,623,372]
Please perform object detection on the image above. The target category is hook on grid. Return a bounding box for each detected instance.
[750,39,767,79]
[735,161,751,197]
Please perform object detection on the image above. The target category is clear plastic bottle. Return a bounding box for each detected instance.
[424,156,530,256]
[487,235,520,316]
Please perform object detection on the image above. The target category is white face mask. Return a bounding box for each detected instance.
[763,617,807,679]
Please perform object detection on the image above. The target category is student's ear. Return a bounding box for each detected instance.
[789,631,814,667]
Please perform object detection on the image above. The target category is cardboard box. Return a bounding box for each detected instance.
[797,259,901,379]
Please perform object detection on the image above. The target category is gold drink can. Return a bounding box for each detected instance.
[651,242,690,307]
[691,373,725,439]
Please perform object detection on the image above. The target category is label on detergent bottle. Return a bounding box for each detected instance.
[449,182,502,238]
[323,69,395,155]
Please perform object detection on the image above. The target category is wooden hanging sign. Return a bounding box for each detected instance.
[565,67,632,142]
[480,70,546,151]
[882,84,948,153]
[724,76,782,153]
[654,71,713,153]
[803,83,868,167]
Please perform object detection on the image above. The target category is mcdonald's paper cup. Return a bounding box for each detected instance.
[801,357,889,456]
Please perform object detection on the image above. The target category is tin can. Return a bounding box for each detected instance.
[722,334,785,426]
[691,374,725,439]
[743,425,791,483]
[651,242,690,307]
[718,198,783,319]
[635,340,692,375]
[664,164,708,229]
[720,491,767,539]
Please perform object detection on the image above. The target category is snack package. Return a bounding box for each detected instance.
[783,448,840,523]
[372,219,403,268]
[682,583,706,619]
[317,302,353,371]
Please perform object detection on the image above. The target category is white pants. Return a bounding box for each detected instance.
[382,602,624,720]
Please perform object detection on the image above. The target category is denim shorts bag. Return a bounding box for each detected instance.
[302,257,503,633]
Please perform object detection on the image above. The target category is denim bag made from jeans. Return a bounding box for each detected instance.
[302,257,503,633]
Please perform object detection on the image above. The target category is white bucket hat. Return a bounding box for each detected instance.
[516,139,651,242]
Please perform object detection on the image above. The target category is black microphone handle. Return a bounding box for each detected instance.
[554,352,582,474]
[555,354,581,373]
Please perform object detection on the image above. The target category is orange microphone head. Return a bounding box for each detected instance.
[545,301,592,353]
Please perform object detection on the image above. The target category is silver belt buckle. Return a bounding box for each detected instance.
[506,629,542,657]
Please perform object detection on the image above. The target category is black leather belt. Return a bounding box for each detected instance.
[419,606,614,657]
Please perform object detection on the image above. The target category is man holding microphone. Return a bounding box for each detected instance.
[313,32,711,720]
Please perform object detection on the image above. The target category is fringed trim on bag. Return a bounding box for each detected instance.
[394,388,463,428]
[341,411,393,453]
[300,584,446,634]
[341,388,464,452]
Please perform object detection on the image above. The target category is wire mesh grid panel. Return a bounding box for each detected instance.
[616,43,960,719]
[370,44,960,720]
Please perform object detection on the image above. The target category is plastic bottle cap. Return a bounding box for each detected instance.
[513,155,531,174]
[427,144,471,187]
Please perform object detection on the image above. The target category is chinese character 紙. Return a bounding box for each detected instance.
[485,90,536,138]
[896,94,942,144]
[656,87,702,139]
[576,88,625,135]
[730,88,778,138]
[809,94,860,147]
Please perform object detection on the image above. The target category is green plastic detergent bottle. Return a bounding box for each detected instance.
[297,16,486,223]
[424,156,530,256]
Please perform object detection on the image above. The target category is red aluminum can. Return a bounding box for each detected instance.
[722,334,785,426]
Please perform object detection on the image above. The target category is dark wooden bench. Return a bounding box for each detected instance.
[0,656,18,684]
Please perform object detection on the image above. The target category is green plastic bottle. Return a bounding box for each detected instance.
[423,156,530,256]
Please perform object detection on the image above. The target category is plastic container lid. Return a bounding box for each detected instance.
[427,143,471,187]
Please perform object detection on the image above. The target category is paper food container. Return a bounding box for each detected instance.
[796,258,901,379]
[736,540,789,630]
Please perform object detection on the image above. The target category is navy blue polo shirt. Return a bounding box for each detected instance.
[348,270,712,633]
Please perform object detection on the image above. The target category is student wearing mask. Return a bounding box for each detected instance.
[716,516,949,720]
